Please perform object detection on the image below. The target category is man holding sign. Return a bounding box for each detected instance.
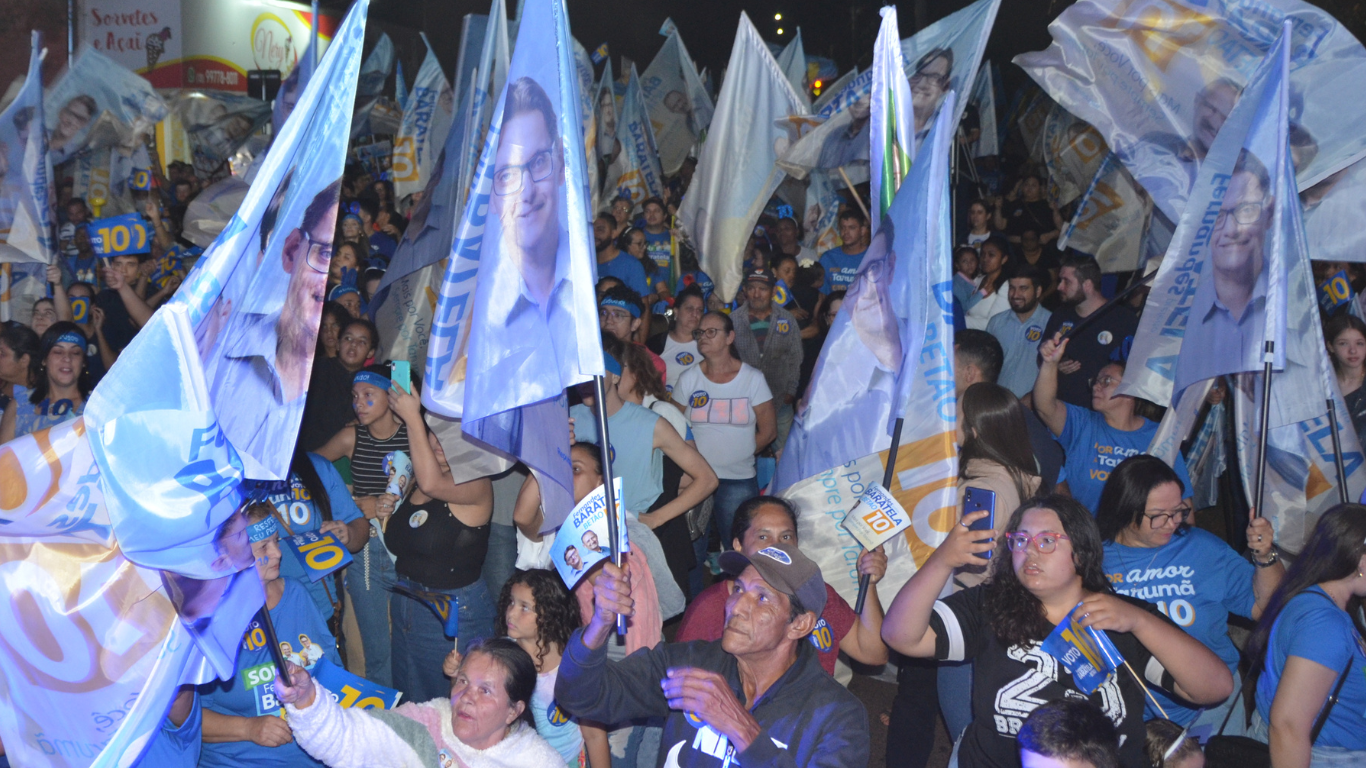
[556,542,870,766]
[91,214,155,354]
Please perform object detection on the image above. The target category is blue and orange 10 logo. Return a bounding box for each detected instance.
[128,169,151,191]
[547,702,570,725]
[688,391,710,409]
[87,213,150,257]
[676,352,695,366]
[1025,326,1043,343]
[809,617,833,651]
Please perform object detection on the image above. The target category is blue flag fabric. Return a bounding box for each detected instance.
[392,581,460,638]
[0,32,58,266]
[273,39,317,136]
[1041,602,1124,695]
[424,0,604,531]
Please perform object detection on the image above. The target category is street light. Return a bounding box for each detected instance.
[777,27,785,34]
[774,12,782,20]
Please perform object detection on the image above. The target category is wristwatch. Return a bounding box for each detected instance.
[1253,549,1279,568]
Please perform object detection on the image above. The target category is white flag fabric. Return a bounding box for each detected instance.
[776,28,811,109]
[969,63,998,158]
[1064,158,1151,273]
[641,23,715,175]
[455,0,511,216]
[614,65,666,205]
[358,32,395,98]
[1015,0,1366,226]
[678,13,807,304]
[812,68,858,114]
[392,38,455,201]
[595,59,630,205]
[572,38,601,215]
[0,33,57,265]
[870,6,917,234]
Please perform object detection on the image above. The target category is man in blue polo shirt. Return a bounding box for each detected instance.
[988,263,1051,398]
[819,209,870,295]
[1033,330,1192,513]
[593,213,649,296]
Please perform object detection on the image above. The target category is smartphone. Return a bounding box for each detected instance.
[391,360,412,393]
[962,486,997,560]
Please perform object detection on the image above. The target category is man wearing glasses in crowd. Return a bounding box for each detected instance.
[1177,149,1274,392]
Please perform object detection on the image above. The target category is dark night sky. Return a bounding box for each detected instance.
[342,0,1072,99]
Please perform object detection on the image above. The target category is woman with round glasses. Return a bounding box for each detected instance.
[1097,455,1283,735]
[884,494,1232,768]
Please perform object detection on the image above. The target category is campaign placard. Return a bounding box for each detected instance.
[551,478,627,588]
[1040,602,1124,694]
[383,450,414,499]
[283,530,352,582]
[87,213,151,257]
[312,657,402,710]
[839,482,912,551]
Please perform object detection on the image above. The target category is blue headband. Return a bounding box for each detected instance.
[247,515,278,543]
[354,370,390,390]
[329,284,360,301]
[604,352,622,376]
[600,297,640,318]
[55,331,88,350]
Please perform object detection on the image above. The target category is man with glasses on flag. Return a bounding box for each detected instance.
[480,76,581,386]
[1179,149,1273,391]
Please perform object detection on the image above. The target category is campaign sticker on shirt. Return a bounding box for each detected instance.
[438,750,455,768]
[1059,321,1076,335]
[756,546,792,565]
[1097,330,1113,345]
[283,530,353,582]
[685,711,706,729]
[676,351,695,366]
[775,320,791,334]
[809,617,834,651]
[1025,326,1043,342]
[409,509,428,528]
[688,390,710,409]
[547,701,570,725]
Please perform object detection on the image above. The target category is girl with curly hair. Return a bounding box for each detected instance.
[883,495,1232,768]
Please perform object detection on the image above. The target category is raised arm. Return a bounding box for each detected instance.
[389,386,491,509]
[639,418,718,529]
[512,471,545,540]
[1032,332,1069,437]
[882,510,994,657]
[835,547,889,666]
[313,426,356,463]
[276,664,425,768]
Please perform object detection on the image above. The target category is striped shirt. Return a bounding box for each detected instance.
[351,422,409,496]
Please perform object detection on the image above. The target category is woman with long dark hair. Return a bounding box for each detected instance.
[884,495,1232,768]
[1098,455,1282,735]
[1,322,90,442]
[965,235,1013,330]
[1247,504,1366,767]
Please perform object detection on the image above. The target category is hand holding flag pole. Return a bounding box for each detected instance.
[254,605,292,684]
[854,417,903,614]
[593,375,627,639]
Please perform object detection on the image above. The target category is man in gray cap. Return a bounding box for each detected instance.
[555,543,869,767]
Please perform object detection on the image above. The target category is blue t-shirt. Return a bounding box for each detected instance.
[1255,587,1366,750]
[597,251,650,297]
[1057,403,1191,513]
[263,453,364,620]
[818,246,866,294]
[643,229,672,276]
[137,689,201,768]
[1103,528,1254,723]
[369,231,397,260]
[199,579,341,768]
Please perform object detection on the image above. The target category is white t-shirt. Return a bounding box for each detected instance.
[673,363,772,480]
[966,230,990,249]
[660,335,700,395]
[643,394,690,441]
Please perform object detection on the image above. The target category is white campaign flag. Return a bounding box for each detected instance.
[392,36,455,201]
[970,63,998,158]
[776,28,811,109]
[358,33,395,98]
[455,0,511,216]
[678,13,807,304]
[641,20,714,175]
[614,65,665,205]
[813,68,858,114]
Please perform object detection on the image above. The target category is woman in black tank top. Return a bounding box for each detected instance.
[316,363,408,690]
[388,385,497,704]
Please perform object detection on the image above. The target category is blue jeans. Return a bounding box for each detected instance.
[346,535,396,687]
[481,522,517,606]
[688,477,759,597]
[391,577,497,704]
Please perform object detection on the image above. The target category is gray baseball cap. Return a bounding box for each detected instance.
[719,543,826,617]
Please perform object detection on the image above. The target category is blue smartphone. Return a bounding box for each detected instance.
[962,486,996,560]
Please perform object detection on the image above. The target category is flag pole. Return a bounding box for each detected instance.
[854,416,903,614]
[1325,397,1350,504]
[593,375,627,639]
[837,166,872,224]
[1057,269,1157,343]
[310,0,319,71]
[255,605,292,682]
[1253,341,1275,517]
[1057,154,1112,252]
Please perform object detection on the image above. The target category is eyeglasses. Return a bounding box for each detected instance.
[1005,531,1071,554]
[692,328,724,340]
[299,230,331,274]
[911,70,950,89]
[1142,505,1192,529]
[599,308,633,323]
[1088,374,1121,389]
[493,149,554,196]
[1215,200,1265,227]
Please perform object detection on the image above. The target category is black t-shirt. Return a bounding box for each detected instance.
[298,356,357,451]
[94,289,138,354]
[931,587,1177,768]
[1041,303,1139,409]
[386,495,489,590]
[1004,199,1056,239]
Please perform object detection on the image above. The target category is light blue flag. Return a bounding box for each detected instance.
[424,0,604,531]
[396,58,409,112]
[776,90,957,493]
[273,39,316,136]
[870,6,916,234]
[393,36,455,201]
[0,32,57,265]
[454,15,490,103]
[614,64,666,205]
[170,0,365,481]
[1131,22,1366,552]
[454,0,511,216]
[358,33,395,98]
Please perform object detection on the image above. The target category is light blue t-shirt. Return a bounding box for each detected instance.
[136,689,201,767]
[533,665,583,766]
[1057,403,1192,513]
[1256,586,1366,750]
[1104,528,1254,723]
[987,306,1051,398]
[571,401,663,516]
[597,251,650,297]
[819,247,865,294]
[199,579,341,768]
[263,453,364,619]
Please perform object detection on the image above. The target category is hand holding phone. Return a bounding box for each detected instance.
[391,360,412,393]
[962,487,997,560]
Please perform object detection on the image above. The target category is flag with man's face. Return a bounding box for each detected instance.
[424,0,603,531]
[0,33,57,266]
